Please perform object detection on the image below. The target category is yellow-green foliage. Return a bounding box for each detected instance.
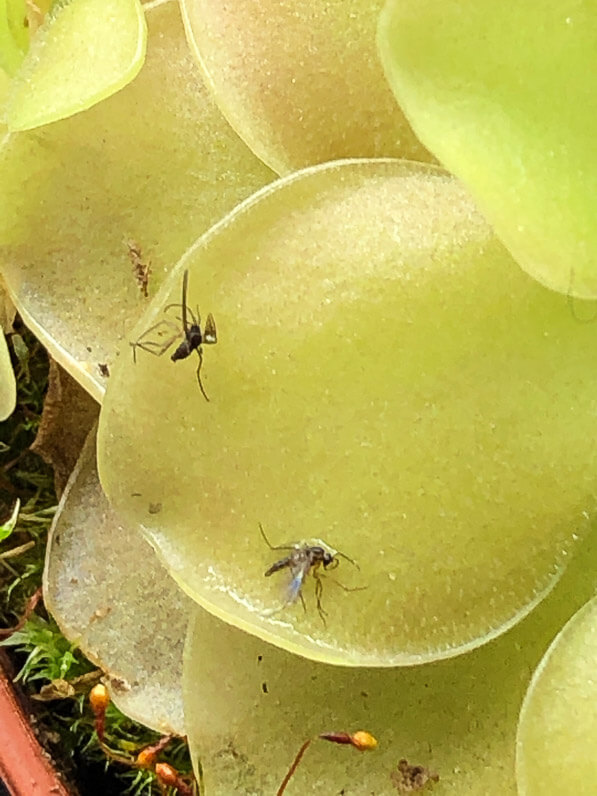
[378,0,597,298]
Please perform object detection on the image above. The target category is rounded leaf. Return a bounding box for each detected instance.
[378,0,597,297]
[0,0,28,76]
[182,527,597,793]
[5,0,147,131]
[0,332,15,421]
[44,426,190,734]
[98,159,594,666]
[0,0,273,401]
[181,0,433,174]
[516,595,597,795]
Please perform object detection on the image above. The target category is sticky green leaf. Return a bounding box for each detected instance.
[378,0,597,298]
[517,594,597,795]
[0,0,28,76]
[182,526,597,793]
[5,0,147,131]
[98,159,593,666]
[0,498,19,542]
[0,332,15,422]
[181,0,433,174]
[44,427,189,734]
[0,0,273,401]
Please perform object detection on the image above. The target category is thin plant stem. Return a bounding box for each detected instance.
[276,739,312,796]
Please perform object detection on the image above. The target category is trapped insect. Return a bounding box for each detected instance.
[130,269,217,400]
[259,523,364,625]
[127,239,151,298]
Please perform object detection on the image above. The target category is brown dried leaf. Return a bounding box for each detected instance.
[31,361,98,495]
[32,670,103,702]
[0,279,16,334]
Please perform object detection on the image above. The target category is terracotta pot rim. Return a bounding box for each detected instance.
[0,651,73,796]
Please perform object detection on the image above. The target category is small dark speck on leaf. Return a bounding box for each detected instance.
[391,758,439,792]
[148,502,162,515]
[261,682,268,694]
[109,677,132,693]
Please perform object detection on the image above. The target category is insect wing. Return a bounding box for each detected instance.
[204,312,217,344]
[286,559,310,604]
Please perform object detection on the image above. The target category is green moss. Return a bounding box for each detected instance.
[0,327,194,796]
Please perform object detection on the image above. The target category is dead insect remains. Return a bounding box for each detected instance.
[130,268,217,400]
[390,758,439,793]
[259,523,364,624]
[127,239,151,298]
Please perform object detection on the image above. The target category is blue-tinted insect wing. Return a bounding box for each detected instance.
[286,568,307,604]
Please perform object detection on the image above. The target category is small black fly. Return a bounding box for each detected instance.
[259,523,363,625]
[130,269,217,400]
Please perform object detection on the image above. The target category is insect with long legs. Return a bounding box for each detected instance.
[130,269,217,400]
[259,523,364,625]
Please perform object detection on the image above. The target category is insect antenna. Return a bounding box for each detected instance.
[258,522,295,552]
[181,268,189,333]
[334,550,360,570]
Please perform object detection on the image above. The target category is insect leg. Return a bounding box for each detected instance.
[132,334,181,356]
[312,566,328,626]
[195,347,210,402]
[326,576,368,593]
[136,318,180,341]
[298,590,307,614]
[130,321,182,361]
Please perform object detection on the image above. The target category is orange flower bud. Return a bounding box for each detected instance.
[155,762,178,787]
[350,730,378,751]
[89,684,109,715]
[319,729,378,751]
[136,747,157,769]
